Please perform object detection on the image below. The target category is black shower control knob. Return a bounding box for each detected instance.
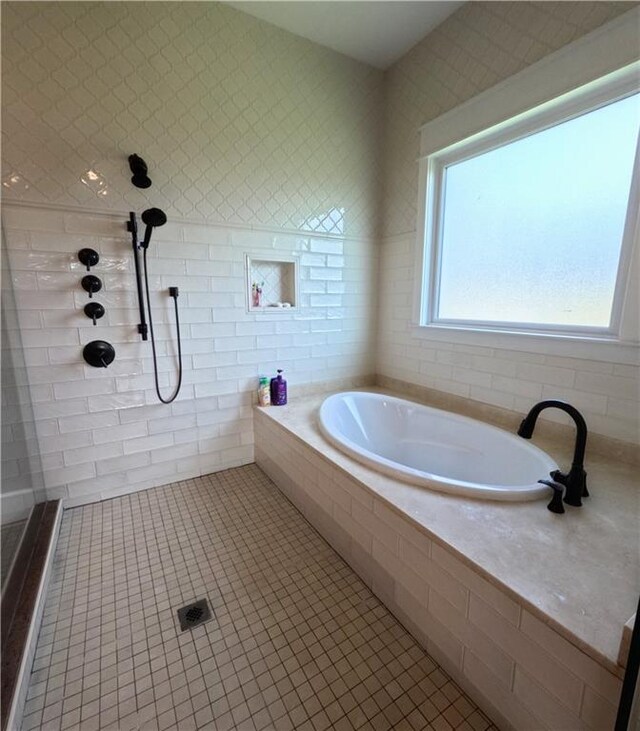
[82,275,102,298]
[84,302,105,326]
[78,248,99,271]
[83,340,115,368]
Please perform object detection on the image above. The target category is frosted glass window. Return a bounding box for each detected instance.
[435,93,639,328]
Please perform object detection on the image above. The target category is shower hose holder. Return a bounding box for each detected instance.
[127,211,148,340]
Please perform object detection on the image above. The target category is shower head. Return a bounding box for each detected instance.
[141,207,167,248]
[141,207,167,227]
[128,154,152,189]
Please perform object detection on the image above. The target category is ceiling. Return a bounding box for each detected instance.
[225,2,465,69]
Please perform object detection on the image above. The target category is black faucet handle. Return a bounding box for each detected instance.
[553,466,588,507]
[538,479,565,514]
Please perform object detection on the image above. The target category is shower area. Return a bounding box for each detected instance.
[1,1,639,729]
[1,230,46,581]
[1,229,62,730]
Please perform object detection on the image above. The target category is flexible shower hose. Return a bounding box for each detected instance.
[142,247,183,404]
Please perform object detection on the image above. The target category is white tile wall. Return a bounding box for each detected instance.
[2,203,377,503]
[1,2,382,239]
[255,413,624,731]
[377,234,640,443]
[381,1,632,238]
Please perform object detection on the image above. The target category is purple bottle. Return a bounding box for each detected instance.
[270,369,287,406]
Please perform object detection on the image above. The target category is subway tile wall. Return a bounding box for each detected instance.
[2,204,377,503]
[377,234,640,443]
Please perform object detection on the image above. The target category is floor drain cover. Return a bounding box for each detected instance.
[177,598,212,631]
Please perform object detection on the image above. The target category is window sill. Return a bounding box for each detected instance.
[412,322,639,364]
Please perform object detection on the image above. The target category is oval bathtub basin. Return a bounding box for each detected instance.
[318,392,559,501]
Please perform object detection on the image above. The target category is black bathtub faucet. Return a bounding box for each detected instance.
[517,400,588,508]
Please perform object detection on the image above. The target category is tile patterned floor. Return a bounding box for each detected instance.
[20,465,497,731]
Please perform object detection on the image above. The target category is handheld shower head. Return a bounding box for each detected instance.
[128,203,183,404]
[128,154,152,189]
[141,207,167,248]
[141,207,167,227]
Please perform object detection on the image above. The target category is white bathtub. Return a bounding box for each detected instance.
[318,392,559,501]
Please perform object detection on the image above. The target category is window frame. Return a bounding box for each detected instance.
[413,9,640,358]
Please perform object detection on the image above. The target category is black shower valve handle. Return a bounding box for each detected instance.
[83,340,115,368]
[84,302,105,326]
[78,248,100,271]
[82,274,102,299]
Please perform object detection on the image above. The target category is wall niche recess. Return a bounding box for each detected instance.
[245,254,298,312]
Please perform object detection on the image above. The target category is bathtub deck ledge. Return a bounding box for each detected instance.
[254,388,639,679]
